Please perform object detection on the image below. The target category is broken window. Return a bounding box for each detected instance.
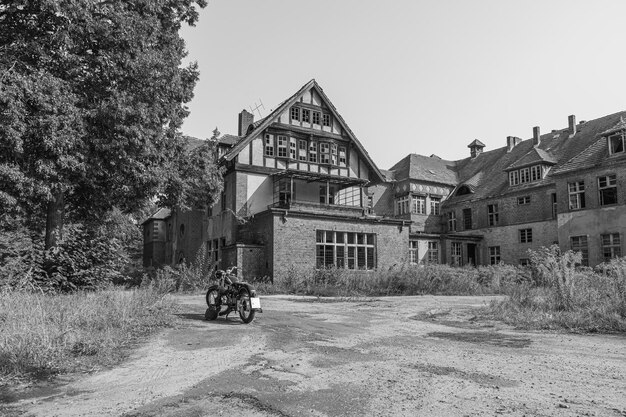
[598,174,617,206]
[609,132,625,155]
[568,181,585,210]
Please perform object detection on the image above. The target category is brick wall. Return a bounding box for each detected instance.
[270,213,409,282]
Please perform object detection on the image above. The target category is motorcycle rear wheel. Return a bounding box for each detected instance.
[205,288,220,321]
[237,288,256,324]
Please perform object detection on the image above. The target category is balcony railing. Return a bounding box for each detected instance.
[268,200,364,217]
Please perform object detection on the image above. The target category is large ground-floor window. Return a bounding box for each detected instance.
[316,230,376,270]
[451,242,462,266]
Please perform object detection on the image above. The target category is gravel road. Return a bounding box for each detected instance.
[13,294,626,416]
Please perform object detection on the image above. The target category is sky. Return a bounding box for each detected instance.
[180,0,626,170]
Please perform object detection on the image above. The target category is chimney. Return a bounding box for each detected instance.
[568,115,576,136]
[238,109,254,136]
[533,126,541,147]
[507,136,522,152]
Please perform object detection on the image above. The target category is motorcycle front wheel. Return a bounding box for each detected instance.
[237,288,256,324]
[205,287,220,321]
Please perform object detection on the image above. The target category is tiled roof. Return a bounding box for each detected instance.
[388,154,458,186]
[141,207,171,225]
[504,147,557,170]
[468,139,485,148]
[599,116,626,136]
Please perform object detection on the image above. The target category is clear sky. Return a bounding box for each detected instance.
[180,0,626,170]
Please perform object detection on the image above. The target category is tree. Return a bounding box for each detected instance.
[0,0,212,249]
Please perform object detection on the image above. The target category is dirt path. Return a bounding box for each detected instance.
[10,295,626,416]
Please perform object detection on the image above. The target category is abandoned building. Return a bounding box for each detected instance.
[143,79,626,277]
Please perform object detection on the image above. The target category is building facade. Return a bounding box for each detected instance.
[143,80,626,276]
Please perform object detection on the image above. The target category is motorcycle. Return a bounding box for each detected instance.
[204,266,262,324]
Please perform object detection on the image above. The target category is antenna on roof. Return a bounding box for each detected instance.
[249,99,265,118]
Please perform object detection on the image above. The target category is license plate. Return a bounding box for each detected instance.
[250,297,261,309]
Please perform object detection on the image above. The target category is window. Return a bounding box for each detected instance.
[291,107,300,121]
[520,167,530,183]
[316,230,376,270]
[289,138,297,159]
[412,195,426,214]
[277,135,288,158]
[302,109,310,123]
[319,185,335,205]
[568,181,585,210]
[309,141,318,163]
[551,193,557,219]
[264,134,274,156]
[331,144,338,165]
[489,246,501,265]
[601,233,621,261]
[339,146,347,167]
[519,258,530,266]
[517,196,530,205]
[519,228,533,243]
[322,113,331,127]
[487,204,499,226]
[366,195,374,214]
[277,179,295,206]
[320,142,330,164]
[409,241,418,264]
[463,208,472,230]
[298,140,307,161]
[312,111,321,125]
[430,197,441,215]
[531,165,542,181]
[608,132,625,155]
[451,242,462,266]
[509,171,519,186]
[598,175,617,206]
[427,241,439,264]
[395,195,410,215]
[447,211,457,232]
[571,235,589,266]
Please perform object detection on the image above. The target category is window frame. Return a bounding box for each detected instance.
[412,195,426,215]
[427,241,439,264]
[608,132,625,155]
[312,111,321,125]
[570,235,589,266]
[601,233,621,262]
[462,208,472,230]
[568,181,586,210]
[277,135,288,158]
[309,141,318,163]
[598,174,618,206]
[517,196,531,205]
[451,242,462,266]
[264,134,274,157]
[316,230,376,270]
[447,211,457,232]
[519,228,533,243]
[487,203,499,226]
[319,142,330,164]
[430,196,441,215]
[488,246,501,265]
[290,107,300,122]
[301,108,310,123]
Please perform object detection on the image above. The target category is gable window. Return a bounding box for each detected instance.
[531,165,542,181]
[298,140,307,161]
[430,197,441,215]
[451,242,462,266]
[519,167,530,183]
[277,135,288,158]
[427,241,439,264]
[309,141,318,163]
[463,208,472,230]
[489,246,501,265]
[517,196,531,205]
[312,111,321,125]
[568,181,585,210]
[302,109,310,123]
[409,240,419,264]
[289,138,297,159]
[264,134,274,157]
[291,107,300,121]
[509,171,520,186]
[338,146,347,167]
[598,174,617,206]
[571,235,589,266]
[412,195,426,215]
[322,113,331,127]
[395,195,410,215]
[488,204,499,226]
[601,233,621,261]
[320,142,330,164]
[447,211,457,232]
[608,132,625,155]
[316,230,376,270]
[519,228,532,243]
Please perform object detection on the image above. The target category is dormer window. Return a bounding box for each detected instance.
[608,131,625,155]
[456,185,472,195]
[508,164,546,186]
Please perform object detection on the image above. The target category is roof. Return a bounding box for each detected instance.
[222,79,386,184]
[446,110,626,202]
[141,207,171,225]
[467,139,486,148]
[388,154,458,186]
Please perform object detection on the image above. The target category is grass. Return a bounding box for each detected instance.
[0,285,177,384]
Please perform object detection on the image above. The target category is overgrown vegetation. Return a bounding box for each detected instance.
[0,285,176,383]
[489,246,626,332]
